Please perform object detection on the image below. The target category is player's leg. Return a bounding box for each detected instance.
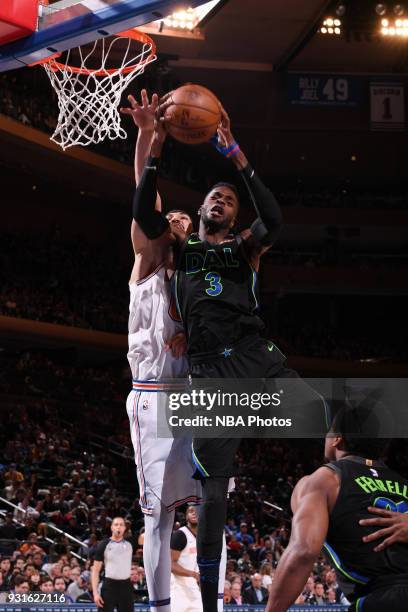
[196,476,229,612]
[351,587,408,611]
[144,503,175,612]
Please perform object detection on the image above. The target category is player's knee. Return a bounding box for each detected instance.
[202,477,229,507]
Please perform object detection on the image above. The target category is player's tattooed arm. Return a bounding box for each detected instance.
[265,468,336,612]
[360,506,408,551]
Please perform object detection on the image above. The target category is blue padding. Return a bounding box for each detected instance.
[0,0,205,72]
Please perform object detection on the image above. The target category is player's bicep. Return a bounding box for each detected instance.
[290,475,330,557]
[171,549,181,563]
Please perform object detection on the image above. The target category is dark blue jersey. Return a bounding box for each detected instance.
[173,233,264,357]
[325,456,408,600]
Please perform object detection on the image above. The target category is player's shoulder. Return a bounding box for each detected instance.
[294,467,339,496]
[170,528,188,551]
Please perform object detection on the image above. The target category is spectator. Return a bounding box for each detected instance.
[302,575,316,603]
[19,533,44,556]
[310,581,327,605]
[75,574,94,603]
[66,569,88,602]
[327,588,337,604]
[10,574,30,595]
[243,573,269,605]
[230,581,243,605]
[0,514,18,539]
[29,570,41,591]
[236,523,254,546]
[0,558,12,586]
[223,580,232,605]
[260,562,273,592]
[61,564,72,587]
[40,577,54,594]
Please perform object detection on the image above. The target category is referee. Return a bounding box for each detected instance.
[92,517,136,612]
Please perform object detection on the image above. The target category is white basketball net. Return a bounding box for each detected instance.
[41,34,156,150]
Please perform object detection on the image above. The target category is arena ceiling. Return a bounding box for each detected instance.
[153,0,408,74]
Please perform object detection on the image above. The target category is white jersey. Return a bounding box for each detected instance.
[173,526,198,575]
[126,263,202,515]
[128,263,186,381]
[171,527,202,612]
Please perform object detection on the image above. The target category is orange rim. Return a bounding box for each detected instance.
[30,29,156,75]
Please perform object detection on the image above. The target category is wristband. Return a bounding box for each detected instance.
[209,134,241,158]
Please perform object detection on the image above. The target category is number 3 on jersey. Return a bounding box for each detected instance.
[205,271,223,296]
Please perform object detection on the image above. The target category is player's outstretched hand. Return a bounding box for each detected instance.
[360,506,408,552]
[164,332,187,359]
[120,89,158,132]
[93,593,104,608]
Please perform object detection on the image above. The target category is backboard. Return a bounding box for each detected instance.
[0,0,206,72]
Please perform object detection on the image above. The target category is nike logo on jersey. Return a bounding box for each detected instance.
[267,343,274,352]
[188,238,202,245]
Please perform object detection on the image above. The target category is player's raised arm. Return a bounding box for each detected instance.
[120,90,165,253]
[265,468,336,612]
[132,101,173,241]
[212,106,283,256]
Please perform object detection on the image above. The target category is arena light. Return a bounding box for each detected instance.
[320,17,342,34]
[376,3,388,15]
[139,1,225,36]
[335,3,346,17]
[380,16,408,35]
[393,4,405,15]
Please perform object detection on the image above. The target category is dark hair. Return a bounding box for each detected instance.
[41,577,53,585]
[53,576,65,585]
[166,209,192,218]
[329,392,393,459]
[210,182,239,203]
[14,575,29,587]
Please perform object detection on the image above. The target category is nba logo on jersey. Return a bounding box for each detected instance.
[370,468,379,477]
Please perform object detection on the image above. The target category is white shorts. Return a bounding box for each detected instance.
[170,584,202,612]
[126,382,202,514]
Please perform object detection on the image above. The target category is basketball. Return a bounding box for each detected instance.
[163,84,221,145]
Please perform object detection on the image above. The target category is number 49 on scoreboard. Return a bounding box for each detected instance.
[370,82,405,131]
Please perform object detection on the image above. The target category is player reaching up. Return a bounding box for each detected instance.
[121,91,227,612]
[133,95,329,612]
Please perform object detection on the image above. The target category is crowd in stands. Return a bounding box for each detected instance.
[0,231,129,333]
[0,404,361,606]
[1,229,407,361]
[1,70,408,210]
[1,396,408,607]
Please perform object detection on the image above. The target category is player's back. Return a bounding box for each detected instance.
[128,264,186,381]
[325,456,408,600]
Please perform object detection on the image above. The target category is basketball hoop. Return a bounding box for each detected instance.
[32,30,156,150]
